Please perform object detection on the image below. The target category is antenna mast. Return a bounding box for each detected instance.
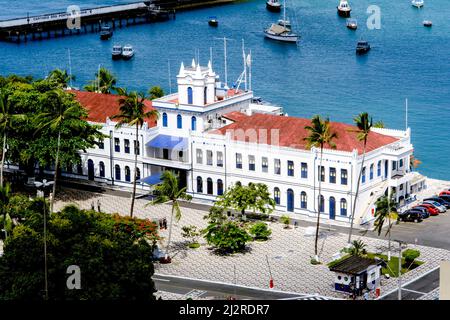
[242,39,247,91]
[215,37,233,87]
[68,48,73,89]
[405,98,408,130]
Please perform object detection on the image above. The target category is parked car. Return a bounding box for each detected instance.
[438,195,450,205]
[439,190,450,196]
[411,207,429,219]
[398,210,423,223]
[414,204,439,216]
[424,197,450,209]
[423,200,447,213]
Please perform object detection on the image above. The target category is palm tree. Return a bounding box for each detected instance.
[304,115,338,262]
[148,86,164,100]
[347,112,373,245]
[0,90,26,187]
[34,90,87,213]
[373,120,385,128]
[147,171,192,260]
[47,69,75,89]
[0,183,11,239]
[373,193,398,260]
[84,67,117,94]
[111,88,159,217]
[349,239,367,256]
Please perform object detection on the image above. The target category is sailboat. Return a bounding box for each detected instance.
[264,0,298,43]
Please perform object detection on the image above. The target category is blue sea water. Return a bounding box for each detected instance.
[0,0,449,180]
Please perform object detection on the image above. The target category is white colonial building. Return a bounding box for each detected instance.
[67,59,426,226]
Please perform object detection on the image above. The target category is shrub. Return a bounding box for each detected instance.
[349,240,367,256]
[249,222,272,241]
[203,221,252,254]
[280,215,290,228]
[402,249,420,265]
[181,225,200,247]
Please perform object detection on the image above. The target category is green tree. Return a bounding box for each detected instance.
[0,183,12,238]
[148,171,192,260]
[47,69,74,89]
[215,182,275,218]
[248,222,272,241]
[203,220,252,254]
[181,225,201,248]
[0,90,26,187]
[0,205,158,300]
[112,88,159,218]
[34,90,90,212]
[84,67,117,94]
[148,86,164,100]
[349,239,367,256]
[304,115,338,262]
[348,112,373,244]
[373,120,385,128]
[373,193,398,260]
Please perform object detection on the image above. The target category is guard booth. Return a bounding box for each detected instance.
[329,255,382,296]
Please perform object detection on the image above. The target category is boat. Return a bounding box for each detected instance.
[264,0,298,43]
[112,45,122,60]
[423,20,432,27]
[337,0,352,17]
[122,45,134,60]
[356,40,370,55]
[346,18,357,30]
[277,19,291,28]
[411,0,424,8]
[266,0,281,13]
[208,16,218,27]
[100,26,113,40]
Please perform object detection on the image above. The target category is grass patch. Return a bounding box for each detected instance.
[366,253,424,278]
[188,243,200,249]
[327,254,351,268]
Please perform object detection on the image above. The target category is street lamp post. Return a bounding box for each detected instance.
[393,239,407,301]
[34,179,54,301]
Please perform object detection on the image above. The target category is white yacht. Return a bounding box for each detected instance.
[337,0,352,17]
[122,45,134,60]
[412,0,424,8]
[266,0,281,12]
[264,0,298,43]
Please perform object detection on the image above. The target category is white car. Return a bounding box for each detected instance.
[423,200,447,213]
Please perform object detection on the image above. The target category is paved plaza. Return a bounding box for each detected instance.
[54,188,450,299]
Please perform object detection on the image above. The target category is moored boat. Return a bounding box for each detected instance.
[423,20,432,27]
[412,0,424,8]
[266,0,281,13]
[337,0,351,17]
[122,45,134,60]
[264,23,298,43]
[356,40,370,55]
[112,45,122,60]
[346,18,357,30]
[277,19,291,28]
[100,26,113,40]
[208,16,218,27]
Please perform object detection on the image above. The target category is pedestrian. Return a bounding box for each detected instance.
[163,217,167,230]
[97,199,101,212]
[91,201,95,211]
[363,291,369,300]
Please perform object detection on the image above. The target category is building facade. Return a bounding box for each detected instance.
[68,60,425,226]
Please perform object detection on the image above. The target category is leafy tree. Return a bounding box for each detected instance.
[348,112,373,244]
[0,183,12,238]
[181,225,201,248]
[0,89,26,187]
[203,220,251,254]
[148,86,164,100]
[0,205,158,300]
[304,115,338,262]
[84,67,117,94]
[112,88,159,217]
[349,240,367,256]
[248,222,271,241]
[148,171,192,260]
[215,182,275,218]
[47,69,74,89]
[373,120,385,128]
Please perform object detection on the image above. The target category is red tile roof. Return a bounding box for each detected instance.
[69,90,157,127]
[211,112,398,154]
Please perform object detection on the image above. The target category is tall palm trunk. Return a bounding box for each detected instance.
[314,146,324,260]
[0,132,6,188]
[165,202,176,259]
[50,130,61,213]
[387,188,392,260]
[347,141,367,244]
[129,124,139,218]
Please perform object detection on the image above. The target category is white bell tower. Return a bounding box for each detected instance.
[177,59,217,106]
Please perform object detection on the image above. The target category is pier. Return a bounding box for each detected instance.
[0,0,237,43]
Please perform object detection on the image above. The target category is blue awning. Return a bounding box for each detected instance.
[138,172,163,185]
[146,134,188,150]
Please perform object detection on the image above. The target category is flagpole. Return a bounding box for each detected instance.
[405,98,408,130]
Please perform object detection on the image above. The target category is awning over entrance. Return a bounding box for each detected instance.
[138,172,163,185]
[146,134,188,150]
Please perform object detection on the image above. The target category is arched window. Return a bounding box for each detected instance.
[207,178,213,195]
[187,87,193,104]
[197,176,203,193]
[362,167,366,183]
[217,179,224,196]
[191,116,197,131]
[319,195,325,213]
[162,113,168,127]
[377,160,381,177]
[274,187,280,205]
[287,189,294,212]
[125,166,131,182]
[300,191,307,209]
[99,161,105,178]
[115,164,121,181]
[370,164,374,180]
[136,167,141,181]
[204,87,207,105]
[177,114,182,129]
[340,198,348,216]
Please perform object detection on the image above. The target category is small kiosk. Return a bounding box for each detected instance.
[329,255,382,296]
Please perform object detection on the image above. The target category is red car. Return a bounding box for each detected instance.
[414,204,439,216]
[439,190,450,196]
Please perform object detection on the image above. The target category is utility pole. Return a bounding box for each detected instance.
[394,239,406,300]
